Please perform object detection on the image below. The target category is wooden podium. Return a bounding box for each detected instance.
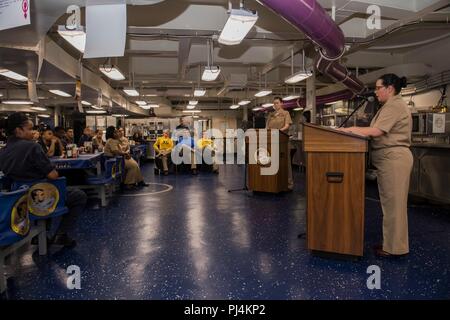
[303,123,368,257]
[247,129,289,193]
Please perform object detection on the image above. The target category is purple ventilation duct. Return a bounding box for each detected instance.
[257,0,366,94]
[282,89,354,110]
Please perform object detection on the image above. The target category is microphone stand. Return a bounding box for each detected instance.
[339,98,370,128]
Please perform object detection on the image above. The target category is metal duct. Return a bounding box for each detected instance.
[257,0,365,94]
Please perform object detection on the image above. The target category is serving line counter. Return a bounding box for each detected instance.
[409,143,450,204]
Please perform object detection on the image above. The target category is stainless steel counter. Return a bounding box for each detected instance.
[409,145,450,204]
[412,143,450,149]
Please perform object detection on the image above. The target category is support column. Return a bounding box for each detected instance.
[306,68,316,124]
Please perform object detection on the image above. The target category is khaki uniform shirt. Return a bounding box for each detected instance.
[370,95,412,150]
[266,109,293,133]
[104,138,121,157]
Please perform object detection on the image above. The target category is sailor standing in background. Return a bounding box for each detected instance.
[266,96,294,190]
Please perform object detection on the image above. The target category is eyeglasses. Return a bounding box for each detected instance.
[375,85,386,91]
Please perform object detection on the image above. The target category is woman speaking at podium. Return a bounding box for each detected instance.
[266,97,293,190]
[340,74,412,257]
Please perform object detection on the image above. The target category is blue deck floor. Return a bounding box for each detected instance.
[3,162,450,299]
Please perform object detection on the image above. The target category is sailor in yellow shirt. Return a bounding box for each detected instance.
[197,131,219,173]
[153,129,174,175]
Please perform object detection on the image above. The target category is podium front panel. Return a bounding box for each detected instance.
[306,152,365,256]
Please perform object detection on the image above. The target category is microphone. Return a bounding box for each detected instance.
[338,95,375,128]
[355,94,375,102]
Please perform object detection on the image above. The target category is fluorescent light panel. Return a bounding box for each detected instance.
[135,101,147,106]
[57,26,86,53]
[49,89,72,97]
[230,105,240,109]
[2,100,33,105]
[202,66,221,81]
[194,89,206,97]
[189,100,198,105]
[86,110,107,114]
[99,65,126,81]
[218,8,258,46]
[0,69,28,81]
[293,107,304,111]
[238,100,251,106]
[31,107,47,111]
[186,105,196,110]
[123,88,139,96]
[37,114,50,118]
[283,95,300,101]
[254,90,272,97]
[81,100,91,106]
[183,110,201,113]
[262,103,273,108]
[285,70,313,84]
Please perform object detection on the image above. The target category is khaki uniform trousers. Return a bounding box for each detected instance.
[124,157,144,185]
[371,147,413,255]
[158,149,171,171]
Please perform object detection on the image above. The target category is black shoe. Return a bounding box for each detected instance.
[191,169,198,175]
[52,234,76,249]
[138,181,150,187]
[164,171,169,176]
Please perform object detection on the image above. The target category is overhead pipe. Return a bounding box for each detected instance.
[257,0,366,94]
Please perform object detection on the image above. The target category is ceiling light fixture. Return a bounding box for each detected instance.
[202,66,221,81]
[31,107,47,111]
[293,107,304,111]
[123,88,140,96]
[202,39,221,81]
[285,49,313,84]
[0,69,28,81]
[1,100,34,105]
[135,101,147,106]
[189,100,198,105]
[238,100,251,106]
[86,110,107,114]
[182,110,201,113]
[255,90,272,98]
[187,105,196,110]
[99,65,126,81]
[37,114,51,118]
[262,103,273,108]
[57,25,86,53]
[283,95,300,101]
[218,4,258,46]
[81,100,91,106]
[194,88,206,97]
[49,89,72,97]
[230,104,240,109]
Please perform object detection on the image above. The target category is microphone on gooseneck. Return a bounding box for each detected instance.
[338,93,376,128]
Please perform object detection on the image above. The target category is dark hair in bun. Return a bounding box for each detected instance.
[378,74,408,95]
[0,112,30,136]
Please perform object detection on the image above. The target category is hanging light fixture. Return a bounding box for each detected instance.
[218,1,258,46]
[285,49,313,84]
[255,73,272,97]
[202,39,221,81]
